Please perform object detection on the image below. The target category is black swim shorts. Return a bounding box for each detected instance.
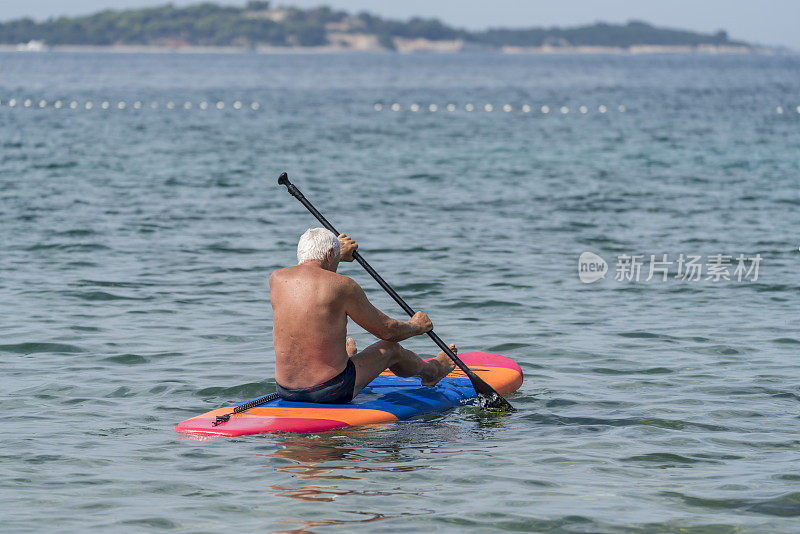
[276,359,356,404]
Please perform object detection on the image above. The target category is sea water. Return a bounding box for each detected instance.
[1,51,799,532]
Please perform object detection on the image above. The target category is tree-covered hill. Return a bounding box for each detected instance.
[0,1,748,50]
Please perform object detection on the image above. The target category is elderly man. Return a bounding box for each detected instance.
[269,228,456,404]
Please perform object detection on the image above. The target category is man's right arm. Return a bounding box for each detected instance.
[343,278,432,342]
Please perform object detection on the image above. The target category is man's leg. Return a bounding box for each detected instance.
[348,339,456,396]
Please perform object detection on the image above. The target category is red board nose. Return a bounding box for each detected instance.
[174,416,349,437]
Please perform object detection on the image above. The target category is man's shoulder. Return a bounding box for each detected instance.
[317,271,361,298]
[329,271,357,289]
[269,266,354,287]
[269,266,291,283]
[269,265,309,286]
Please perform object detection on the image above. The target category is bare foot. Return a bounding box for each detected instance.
[421,344,457,386]
[346,337,357,357]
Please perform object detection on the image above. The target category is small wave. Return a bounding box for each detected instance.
[618,331,673,340]
[662,491,800,517]
[105,386,136,398]
[623,452,706,465]
[0,342,85,354]
[26,243,110,252]
[774,474,800,481]
[64,291,149,301]
[770,391,800,401]
[487,282,530,289]
[772,337,800,345]
[104,354,149,365]
[591,367,673,375]
[31,161,78,170]
[753,283,796,292]
[523,414,728,432]
[196,381,274,399]
[23,454,66,464]
[428,514,594,532]
[119,518,177,529]
[692,345,743,356]
[62,398,92,406]
[70,326,101,332]
[368,246,448,254]
[199,334,251,342]
[75,279,148,288]
[205,243,260,254]
[53,229,97,237]
[394,282,440,291]
[700,385,800,402]
[722,160,751,170]
[443,299,523,309]
[488,342,531,352]
[137,223,164,234]
[545,398,578,408]
[406,173,442,181]
[204,266,265,274]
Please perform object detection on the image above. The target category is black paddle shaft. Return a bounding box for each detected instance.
[278,172,515,412]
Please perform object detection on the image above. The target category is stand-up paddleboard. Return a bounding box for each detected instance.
[175,352,522,437]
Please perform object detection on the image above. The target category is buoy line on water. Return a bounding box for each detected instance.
[0,99,262,111]
[374,103,800,115]
[373,102,626,114]
[0,98,796,116]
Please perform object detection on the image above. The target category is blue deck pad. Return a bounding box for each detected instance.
[234,375,478,420]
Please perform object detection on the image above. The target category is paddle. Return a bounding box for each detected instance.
[278,172,515,412]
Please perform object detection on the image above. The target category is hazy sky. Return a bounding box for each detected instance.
[3,1,796,49]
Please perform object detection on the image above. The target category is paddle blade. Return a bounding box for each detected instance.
[478,392,516,412]
[466,370,516,412]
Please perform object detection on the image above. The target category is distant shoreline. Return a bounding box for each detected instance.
[0,44,789,55]
[4,3,790,58]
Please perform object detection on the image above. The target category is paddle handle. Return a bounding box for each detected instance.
[277,173,511,408]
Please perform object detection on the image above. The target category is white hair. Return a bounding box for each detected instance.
[297,228,340,264]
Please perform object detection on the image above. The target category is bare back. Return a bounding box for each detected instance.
[269,263,351,388]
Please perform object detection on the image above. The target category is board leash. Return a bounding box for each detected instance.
[212,392,280,426]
